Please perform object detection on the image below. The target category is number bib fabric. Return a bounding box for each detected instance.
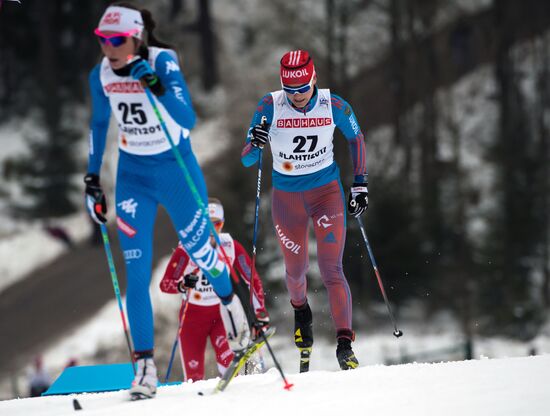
[269,89,335,176]
[184,233,236,306]
[99,47,190,155]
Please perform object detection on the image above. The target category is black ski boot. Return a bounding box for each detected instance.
[336,330,359,370]
[294,302,313,372]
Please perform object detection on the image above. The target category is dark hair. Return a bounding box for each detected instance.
[208,197,223,206]
[112,2,173,49]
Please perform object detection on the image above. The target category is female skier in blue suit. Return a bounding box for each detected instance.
[84,3,249,399]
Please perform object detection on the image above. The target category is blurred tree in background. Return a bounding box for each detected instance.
[0,0,548,340]
[0,0,110,217]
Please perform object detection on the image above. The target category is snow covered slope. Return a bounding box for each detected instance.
[1,355,548,416]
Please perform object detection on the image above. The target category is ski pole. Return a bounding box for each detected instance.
[140,77,240,287]
[142,85,291,388]
[249,116,267,311]
[164,291,191,382]
[258,328,293,390]
[99,223,136,372]
[355,216,403,338]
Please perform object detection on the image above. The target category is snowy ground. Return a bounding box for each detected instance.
[1,354,549,416]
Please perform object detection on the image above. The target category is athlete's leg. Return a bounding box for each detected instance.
[116,165,158,354]
[158,154,249,351]
[306,180,353,333]
[179,303,208,381]
[209,305,234,376]
[271,188,310,307]
[157,154,232,298]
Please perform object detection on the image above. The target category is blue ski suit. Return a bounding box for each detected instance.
[88,47,232,352]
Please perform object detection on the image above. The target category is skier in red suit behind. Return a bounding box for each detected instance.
[160,198,270,381]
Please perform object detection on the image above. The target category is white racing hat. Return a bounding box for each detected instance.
[96,6,144,39]
[208,200,224,222]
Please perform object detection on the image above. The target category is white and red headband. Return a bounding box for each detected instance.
[97,6,144,39]
[280,50,316,86]
[208,201,224,222]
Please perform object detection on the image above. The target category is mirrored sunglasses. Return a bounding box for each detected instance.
[282,75,315,95]
[94,28,138,47]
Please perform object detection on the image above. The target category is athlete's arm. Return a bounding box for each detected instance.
[160,243,191,294]
[241,94,274,167]
[88,64,111,175]
[154,51,196,131]
[331,94,368,183]
[233,240,268,317]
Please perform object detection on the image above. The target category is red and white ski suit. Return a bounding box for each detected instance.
[160,233,269,381]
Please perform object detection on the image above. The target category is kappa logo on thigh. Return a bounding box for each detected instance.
[117,198,138,218]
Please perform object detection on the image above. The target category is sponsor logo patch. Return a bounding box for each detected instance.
[179,209,207,251]
[281,68,309,79]
[101,11,121,25]
[117,198,138,218]
[104,82,144,94]
[123,249,142,261]
[316,215,332,229]
[165,60,180,74]
[275,224,301,254]
[276,117,332,128]
[323,232,337,244]
[215,335,225,348]
[117,216,137,238]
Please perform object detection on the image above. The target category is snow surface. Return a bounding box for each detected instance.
[1,355,549,416]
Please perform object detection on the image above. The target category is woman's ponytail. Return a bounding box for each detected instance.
[140,8,173,49]
[112,2,174,49]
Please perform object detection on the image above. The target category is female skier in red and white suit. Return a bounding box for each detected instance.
[160,199,269,381]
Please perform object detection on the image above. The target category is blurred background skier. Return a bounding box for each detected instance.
[160,198,270,381]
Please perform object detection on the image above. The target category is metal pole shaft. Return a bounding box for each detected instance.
[99,223,136,371]
[356,217,403,338]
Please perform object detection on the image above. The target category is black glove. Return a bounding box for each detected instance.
[347,182,368,217]
[252,314,270,339]
[177,273,199,293]
[250,124,269,149]
[84,174,107,224]
[128,57,165,97]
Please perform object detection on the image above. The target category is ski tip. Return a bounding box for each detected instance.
[72,398,82,411]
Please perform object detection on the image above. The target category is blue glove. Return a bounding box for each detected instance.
[128,58,165,96]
